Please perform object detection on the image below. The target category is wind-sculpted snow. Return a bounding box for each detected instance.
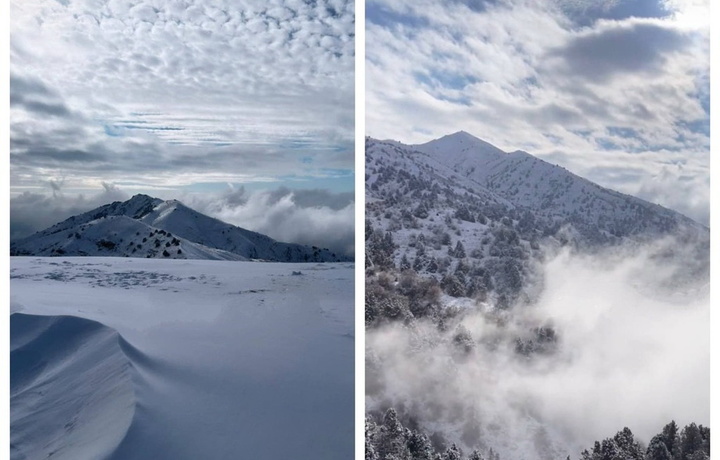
[10,257,354,460]
[11,313,136,460]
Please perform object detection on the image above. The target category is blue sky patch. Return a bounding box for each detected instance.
[103,124,123,137]
[367,2,429,29]
[607,126,639,139]
[564,0,670,27]
[414,69,478,91]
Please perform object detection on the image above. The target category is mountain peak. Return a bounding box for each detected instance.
[444,130,480,141]
[414,130,506,162]
[127,193,160,203]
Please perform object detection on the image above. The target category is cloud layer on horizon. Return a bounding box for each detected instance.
[10,185,355,257]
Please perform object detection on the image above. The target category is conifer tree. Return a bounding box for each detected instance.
[467,450,485,460]
[647,435,673,460]
[454,240,466,258]
[442,443,462,460]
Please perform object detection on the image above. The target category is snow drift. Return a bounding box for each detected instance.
[10,257,355,459]
[11,313,136,460]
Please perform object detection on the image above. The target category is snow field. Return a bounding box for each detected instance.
[10,257,355,460]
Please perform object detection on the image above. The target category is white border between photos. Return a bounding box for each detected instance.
[355,1,367,458]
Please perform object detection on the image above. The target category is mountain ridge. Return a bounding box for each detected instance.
[365,132,708,304]
[370,132,706,236]
[11,195,350,263]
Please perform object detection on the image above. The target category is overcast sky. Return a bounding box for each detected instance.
[10,0,355,254]
[366,0,709,226]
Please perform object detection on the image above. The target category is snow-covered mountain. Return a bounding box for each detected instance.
[414,131,702,238]
[372,131,705,242]
[366,131,708,303]
[11,194,349,262]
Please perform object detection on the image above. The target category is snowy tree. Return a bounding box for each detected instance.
[599,438,622,460]
[441,232,452,246]
[377,408,411,460]
[413,255,426,272]
[416,242,426,257]
[441,274,465,298]
[365,418,380,460]
[365,219,375,241]
[454,206,475,222]
[467,450,485,460]
[660,421,680,459]
[646,435,672,460]
[426,257,439,273]
[407,430,434,460]
[441,444,462,460]
[452,325,475,354]
[453,241,466,258]
[414,204,429,219]
[367,231,397,270]
[400,254,411,271]
[612,427,643,460]
[680,423,704,460]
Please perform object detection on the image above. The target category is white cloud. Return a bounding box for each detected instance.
[184,187,356,256]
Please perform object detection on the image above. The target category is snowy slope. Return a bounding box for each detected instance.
[10,257,354,460]
[413,132,701,239]
[387,131,705,241]
[414,130,507,166]
[138,199,343,262]
[11,194,349,262]
[8,215,246,261]
[366,133,708,302]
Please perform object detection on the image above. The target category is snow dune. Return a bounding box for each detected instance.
[11,313,135,460]
[10,257,355,460]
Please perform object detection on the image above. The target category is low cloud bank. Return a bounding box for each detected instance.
[367,239,709,459]
[10,183,128,240]
[185,187,355,258]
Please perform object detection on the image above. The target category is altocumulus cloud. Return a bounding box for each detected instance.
[366,0,708,226]
[11,0,354,195]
